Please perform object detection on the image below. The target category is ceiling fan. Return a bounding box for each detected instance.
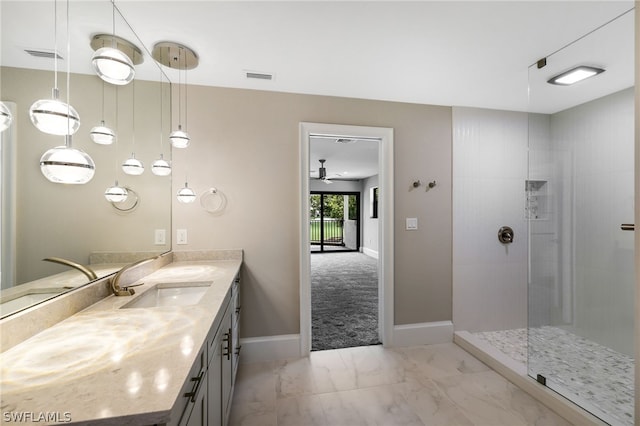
[312,159,341,184]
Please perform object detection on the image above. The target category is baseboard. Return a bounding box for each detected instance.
[362,247,378,259]
[239,334,301,363]
[391,321,453,347]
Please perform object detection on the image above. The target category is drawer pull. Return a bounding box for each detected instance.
[223,329,232,360]
[235,345,242,356]
[235,305,242,314]
[184,371,204,402]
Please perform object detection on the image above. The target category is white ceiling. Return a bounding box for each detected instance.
[1,1,635,180]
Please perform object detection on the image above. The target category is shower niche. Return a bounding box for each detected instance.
[525,180,548,220]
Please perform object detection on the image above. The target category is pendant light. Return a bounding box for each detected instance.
[29,0,80,136]
[177,179,196,203]
[122,80,144,175]
[90,81,115,144]
[40,0,95,184]
[0,102,12,132]
[105,180,128,202]
[152,42,199,149]
[90,2,142,86]
[152,72,171,176]
[105,87,127,202]
[40,136,96,184]
[169,47,189,148]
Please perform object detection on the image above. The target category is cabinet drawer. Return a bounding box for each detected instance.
[207,290,231,366]
[170,345,206,426]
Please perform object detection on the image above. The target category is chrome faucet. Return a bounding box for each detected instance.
[43,257,98,281]
[110,255,159,296]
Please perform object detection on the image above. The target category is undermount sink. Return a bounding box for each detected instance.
[121,281,212,309]
[0,287,70,315]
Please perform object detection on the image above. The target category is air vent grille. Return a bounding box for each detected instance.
[25,49,62,60]
[246,72,273,80]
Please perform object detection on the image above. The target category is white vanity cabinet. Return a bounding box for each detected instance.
[173,273,241,426]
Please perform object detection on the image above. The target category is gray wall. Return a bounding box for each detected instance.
[172,85,452,337]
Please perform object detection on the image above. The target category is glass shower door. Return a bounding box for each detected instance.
[527,9,635,425]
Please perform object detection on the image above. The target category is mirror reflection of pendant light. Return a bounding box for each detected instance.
[152,72,171,176]
[151,42,199,149]
[122,80,144,175]
[29,0,80,136]
[105,87,127,202]
[40,0,95,184]
[105,180,128,202]
[90,81,115,144]
[177,178,196,203]
[0,102,12,132]
[90,2,142,86]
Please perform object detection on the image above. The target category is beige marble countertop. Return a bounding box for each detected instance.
[0,254,242,426]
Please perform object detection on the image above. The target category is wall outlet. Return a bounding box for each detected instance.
[177,229,188,245]
[154,229,166,245]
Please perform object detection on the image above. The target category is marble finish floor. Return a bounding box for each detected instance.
[474,327,634,426]
[229,343,570,425]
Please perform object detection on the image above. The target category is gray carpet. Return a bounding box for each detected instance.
[311,252,381,351]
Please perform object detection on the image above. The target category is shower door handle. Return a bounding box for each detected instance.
[621,223,635,231]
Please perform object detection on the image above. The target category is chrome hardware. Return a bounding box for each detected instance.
[621,223,635,231]
[184,371,204,402]
[223,329,232,360]
[498,226,514,244]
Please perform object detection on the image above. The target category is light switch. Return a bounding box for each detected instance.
[177,229,188,245]
[406,217,418,230]
[154,229,166,245]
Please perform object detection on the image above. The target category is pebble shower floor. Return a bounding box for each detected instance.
[474,327,634,426]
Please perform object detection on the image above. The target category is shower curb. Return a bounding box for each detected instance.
[454,331,607,426]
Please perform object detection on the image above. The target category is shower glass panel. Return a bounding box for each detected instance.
[527,9,635,425]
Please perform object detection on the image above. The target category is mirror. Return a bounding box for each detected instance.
[0,1,172,318]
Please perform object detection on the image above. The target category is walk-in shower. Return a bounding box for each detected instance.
[453,7,634,425]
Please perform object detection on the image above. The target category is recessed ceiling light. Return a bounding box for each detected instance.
[547,66,605,86]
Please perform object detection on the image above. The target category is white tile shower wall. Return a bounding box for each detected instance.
[452,107,529,332]
[549,88,635,356]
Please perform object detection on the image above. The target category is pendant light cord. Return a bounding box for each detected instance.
[132,78,136,154]
[53,0,58,95]
[159,69,164,151]
[65,0,71,143]
[178,48,182,127]
[184,49,188,131]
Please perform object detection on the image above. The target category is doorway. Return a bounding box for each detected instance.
[299,122,394,355]
[310,192,360,253]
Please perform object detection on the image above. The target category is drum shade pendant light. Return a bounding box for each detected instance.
[90,81,115,144]
[152,42,198,149]
[40,0,94,184]
[0,102,12,132]
[29,0,80,136]
[90,3,142,86]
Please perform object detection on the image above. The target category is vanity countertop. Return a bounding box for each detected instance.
[0,253,242,426]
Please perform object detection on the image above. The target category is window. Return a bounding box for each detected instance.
[370,186,378,218]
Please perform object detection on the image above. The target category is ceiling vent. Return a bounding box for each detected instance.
[245,71,273,81]
[335,138,356,144]
[25,49,62,60]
